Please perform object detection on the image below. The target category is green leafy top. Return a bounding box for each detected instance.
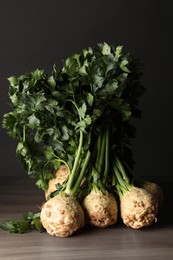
[2,42,144,192]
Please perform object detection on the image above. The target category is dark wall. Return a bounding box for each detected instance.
[0,0,173,182]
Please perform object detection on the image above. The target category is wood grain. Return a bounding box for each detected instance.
[0,177,173,260]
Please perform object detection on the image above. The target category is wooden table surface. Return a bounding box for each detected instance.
[0,176,173,260]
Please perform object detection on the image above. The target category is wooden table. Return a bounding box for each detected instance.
[0,176,173,260]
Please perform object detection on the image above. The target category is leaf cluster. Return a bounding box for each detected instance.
[0,212,44,233]
[2,42,145,191]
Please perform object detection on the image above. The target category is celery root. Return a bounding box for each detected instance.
[45,165,69,200]
[113,157,159,229]
[83,189,118,228]
[138,180,163,209]
[120,187,159,229]
[40,194,84,237]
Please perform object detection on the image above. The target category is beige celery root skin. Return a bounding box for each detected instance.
[45,165,69,199]
[40,194,84,237]
[83,190,118,228]
[120,187,159,229]
[141,181,163,208]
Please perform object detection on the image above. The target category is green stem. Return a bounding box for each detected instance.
[91,131,104,189]
[96,130,105,173]
[53,156,70,174]
[95,131,102,170]
[72,150,91,195]
[116,157,130,183]
[123,161,136,183]
[111,172,124,198]
[116,184,124,198]
[65,98,85,194]
[113,162,127,189]
[65,129,83,194]
[91,128,108,191]
[23,125,26,143]
[113,160,132,195]
[102,126,110,185]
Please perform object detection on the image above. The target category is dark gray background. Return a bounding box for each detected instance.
[0,0,172,182]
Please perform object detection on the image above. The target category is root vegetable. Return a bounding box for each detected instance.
[45,165,69,200]
[112,157,160,229]
[82,127,118,228]
[40,194,84,237]
[123,164,163,210]
[40,110,92,237]
[139,180,163,209]
[83,190,118,228]
[120,187,159,229]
